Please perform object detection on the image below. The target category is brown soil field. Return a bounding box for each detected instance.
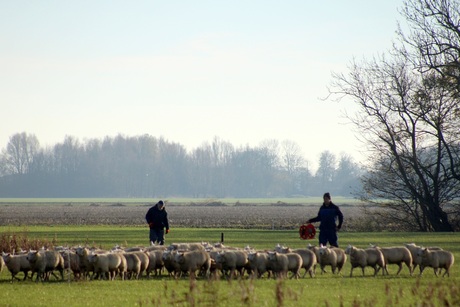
[0,204,365,230]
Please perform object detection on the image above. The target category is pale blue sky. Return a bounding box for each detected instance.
[1,1,403,168]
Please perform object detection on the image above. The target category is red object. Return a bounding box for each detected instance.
[299,224,316,240]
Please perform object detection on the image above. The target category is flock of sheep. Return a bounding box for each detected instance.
[0,242,455,282]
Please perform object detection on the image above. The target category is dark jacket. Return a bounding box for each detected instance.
[145,205,169,230]
[308,202,343,231]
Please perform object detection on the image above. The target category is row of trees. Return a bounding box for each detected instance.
[0,133,361,198]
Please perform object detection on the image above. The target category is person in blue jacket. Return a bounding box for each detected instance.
[145,200,170,245]
[307,192,343,247]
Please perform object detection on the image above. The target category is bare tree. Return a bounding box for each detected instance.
[330,0,460,231]
[0,132,39,175]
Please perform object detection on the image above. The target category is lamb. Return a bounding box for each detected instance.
[372,245,413,276]
[27,249,65,282]
[344,245,385,277]
[417,248,454,277]
[275,245,317,278]
[2,252,32,282]
[247,251,271,278]
[404,243,443,274]
[215,250,248,279]
[88,252,126,281]
[174,249,211,279]
[318,246,347,274]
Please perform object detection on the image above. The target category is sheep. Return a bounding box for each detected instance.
[344,245,385,277]
[404,243,443,274]
[215,250,248,279]
[144,245,168,252]
[275,245,317,278]
[174,249,211,279]
[417,248,454,277]
[130,251,150,278]
[0,254,5,274]
[162,249,181,277]
[247,251,271,279]
[267,251,288,278]
[88,252,126,281]
[2,252,32,282]
[168,242,206,252]
[284,252,303,279]
[372,245,413,276]
[318,246,347,274]
[75,246,98,279]
[121,252,142,279]
[60,249,83,280]
[145,249,163,277]
[27,250,65,282]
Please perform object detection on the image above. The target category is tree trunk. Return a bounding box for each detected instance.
[426,204,454,232]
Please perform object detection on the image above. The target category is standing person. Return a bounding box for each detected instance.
[306,192,343,247]
[145,200,170,245]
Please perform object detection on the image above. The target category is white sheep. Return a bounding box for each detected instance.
[174,249,211,279]
[145,250,158,278]
[75,246,98,279]
[0,255,5,274]
[275,245,317,278]
[372,245,413,276]
[60,249,83,280]
[122,252,142,279]
[247,251,271,278]
[88,252,126,281]
[145,249,163,277]
[344,245,385,277]
[417,248,454,277]
[404,243,443,274]
[162,249,180,277]
[168,242,206,251]
[27,250,65,282]
[318,246,347,274]
[267,251,288,278]
[2,252,32,282]
[215,250,248,279]
[130,251,150,278]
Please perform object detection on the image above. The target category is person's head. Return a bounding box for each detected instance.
[157,200,165,210]
[323,193,331,205]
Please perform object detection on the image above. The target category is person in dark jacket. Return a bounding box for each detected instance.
[306,192,343,247]
[145,200,170,245]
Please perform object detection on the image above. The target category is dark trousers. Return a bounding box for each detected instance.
[149,228,165,245]
[318,229,338,247]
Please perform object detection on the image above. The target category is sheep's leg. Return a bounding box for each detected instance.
[361,267,365,276]
[396,263,403,275]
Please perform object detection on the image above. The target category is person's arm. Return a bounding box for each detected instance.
[164,212,169,232]
[307,209,321,223]
[336,207,344,229]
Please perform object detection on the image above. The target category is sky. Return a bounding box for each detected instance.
[0,0,403,169]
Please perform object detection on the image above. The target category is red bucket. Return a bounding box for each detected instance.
[299,224,316,240]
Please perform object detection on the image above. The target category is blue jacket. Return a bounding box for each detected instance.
[145,205,169,230]
[308,202,343,231]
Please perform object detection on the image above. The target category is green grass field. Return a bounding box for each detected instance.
[0,226,458,306]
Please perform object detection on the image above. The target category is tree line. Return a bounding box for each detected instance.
[0,133,361,198]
